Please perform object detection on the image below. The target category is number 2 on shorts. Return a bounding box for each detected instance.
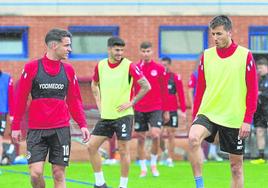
[122,124,126,132]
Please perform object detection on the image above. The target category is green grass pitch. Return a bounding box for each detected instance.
[0,161,267,188]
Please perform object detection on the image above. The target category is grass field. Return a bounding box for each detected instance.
[0,161,267,188]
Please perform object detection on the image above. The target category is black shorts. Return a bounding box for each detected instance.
[193,114,244,155]
[253,105,268,128]
[26,127,71,166]
[91,115,133,140]
[163,111,178,128]
[0,113,7,136]
[134,110,162,132]
[254,113,268,128]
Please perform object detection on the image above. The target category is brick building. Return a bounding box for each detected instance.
[0,15,262,105]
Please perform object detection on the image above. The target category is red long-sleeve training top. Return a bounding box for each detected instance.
[12,55,87,130]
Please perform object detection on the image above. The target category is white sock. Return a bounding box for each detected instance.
[150,154,158,166]
[209,144,217,156]
[119,177,128,188]
[140,159,147,171]
[94,171,105,186]
[1,121,6,127]
[1,121,6,133]
[167,157,173,163]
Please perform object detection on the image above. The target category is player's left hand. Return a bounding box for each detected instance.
[178,110,187,121]
[181,112,187,125]
[81,127,90,143]
[180,112,187,118]
[239,122,251,139]
[117,102,132,112]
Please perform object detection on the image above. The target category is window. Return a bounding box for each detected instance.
[249,26,268,53]
[0,26,28,60]
[159,26,208,60]
[68,26,119,60]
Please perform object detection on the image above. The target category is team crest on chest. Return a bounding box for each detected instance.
[151,70,158,76]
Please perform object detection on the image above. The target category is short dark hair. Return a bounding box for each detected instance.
[140,41,152,49]
[161,56,172,64]
[257,57,268,66]
[45,28,72,45]
[107,36,125,47]
[209,15,232,31]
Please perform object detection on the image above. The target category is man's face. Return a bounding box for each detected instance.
[140,47,153,62]
[109,45,124,62]
[257,64,268,76]
[54,37,72,60]
[211,25,232,48]
[161,60,171,72]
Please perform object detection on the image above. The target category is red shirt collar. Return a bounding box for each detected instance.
[216,40,238,58]
[43,54,61,65]
[107,58,123,68]
[42,54,61,75]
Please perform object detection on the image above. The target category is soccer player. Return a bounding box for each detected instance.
[159,56,186,167]
[189,15,258,188]
[250,57,268,164]
[11,28,90,188]
[133,41,166,177]
[188,64,223,162]
[0,70,14,164]
[87,36,150,188]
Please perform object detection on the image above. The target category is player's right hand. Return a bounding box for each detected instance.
[11,130,22,143]
[81,127,90,143]
[117,102,133,112]
[239,122,251,139]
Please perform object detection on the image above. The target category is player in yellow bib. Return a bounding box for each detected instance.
[189,15,258,188]
[87,37,150,188]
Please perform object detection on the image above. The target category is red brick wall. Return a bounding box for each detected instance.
[0,16,266,108]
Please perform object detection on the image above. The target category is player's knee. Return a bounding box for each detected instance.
[188,134,200,148]
[167,131,175,138]
[30,169,43,180]
[137,135,146,144]
[118,148,127,156]
[118,143,128,156]
[151,133,160,139]
[151,130,160,139]
[138,132,146,139]
[53,169,65,182]
[230,161,243,177]
[118,149,129,160]
[87,144,98,155]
